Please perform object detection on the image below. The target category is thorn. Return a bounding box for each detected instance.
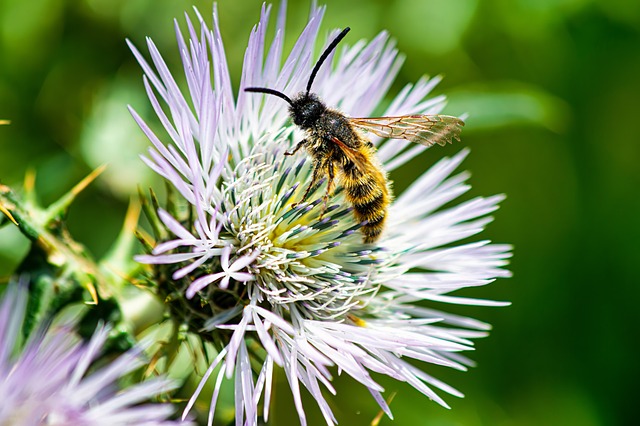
[138,187,164,239]
[46,164,107,221]
[135,229,155,252]
[144,348,163,378]
[0,119,10,125]
[150,187,161,213]
[123,196,142,233]
[100,196,142,278]
[71,164,107,198]
[85,281,99,305]
[0,203,18,226]
[129,276,151,290]
[23,169,36,201]
[20,169,41,207]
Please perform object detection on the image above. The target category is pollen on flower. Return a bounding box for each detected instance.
[218,137,389,319]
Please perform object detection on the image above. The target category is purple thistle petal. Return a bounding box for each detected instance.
[219,245,231,270]
[186,271,226,298]
[227,250,260,272]
[183,348,227,421]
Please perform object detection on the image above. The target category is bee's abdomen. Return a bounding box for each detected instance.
[342,166,390,243]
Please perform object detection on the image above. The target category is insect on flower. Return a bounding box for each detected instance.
[246,27,465,243]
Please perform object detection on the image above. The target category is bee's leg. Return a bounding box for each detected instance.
[285,139,307,156]
[319,162,336,219]
[292,158,325,208]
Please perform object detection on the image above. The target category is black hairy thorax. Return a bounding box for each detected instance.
[289,93,361,150]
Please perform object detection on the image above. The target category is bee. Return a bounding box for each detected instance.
[245,27,464,243]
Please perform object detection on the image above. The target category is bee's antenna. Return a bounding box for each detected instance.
[306,27,351,95]
[244,87,293,106]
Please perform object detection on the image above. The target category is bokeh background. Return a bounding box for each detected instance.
[1,0,638,425]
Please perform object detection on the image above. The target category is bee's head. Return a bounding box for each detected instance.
[289,93,326,129]
[244,27,350,130]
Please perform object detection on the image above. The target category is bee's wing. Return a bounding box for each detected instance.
[350,115,464,147]
[329,136,370,171]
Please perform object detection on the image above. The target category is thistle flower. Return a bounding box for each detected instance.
[0,279,190,426]
[130,3,511,425]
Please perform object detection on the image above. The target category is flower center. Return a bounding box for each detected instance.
[221,136,389,320]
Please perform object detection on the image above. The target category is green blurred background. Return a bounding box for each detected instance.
[1,0,638,425]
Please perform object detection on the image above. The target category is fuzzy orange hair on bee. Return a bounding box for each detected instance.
[245,27,464,243]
